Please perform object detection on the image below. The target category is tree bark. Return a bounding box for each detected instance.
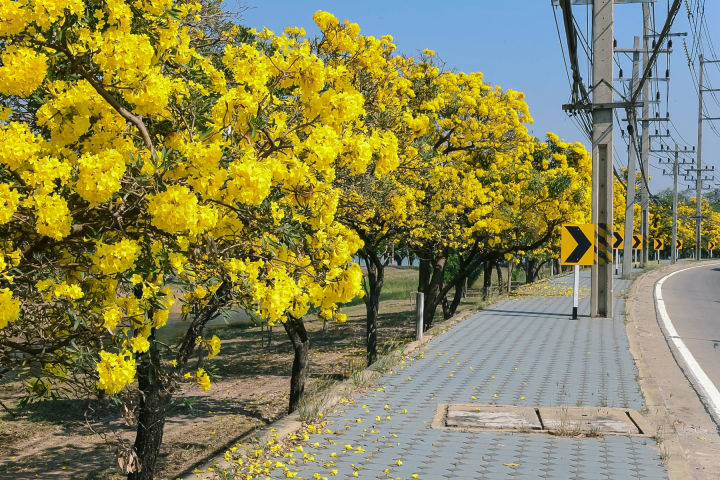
[447,272,466,318]
[419,253,447,330]
[532,259,547,282]
[495,262,503,297]
[525,258,537,284]
[283,315,309,413]
[360,249,384,366]
[482,260,492,301]
[507,261,513,293]
[127,281,229,479]
[128,332,167,480]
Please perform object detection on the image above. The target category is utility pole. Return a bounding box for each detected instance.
[662,145,682,264]
[591,0,614,317]
[695,55,720,259]
[660,145,695,263]
[640,4,651,266]
[696,53,704,260]
[672,147,678,263]
[623,36,641,278]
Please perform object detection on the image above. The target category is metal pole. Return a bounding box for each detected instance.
[415,292,424,342]
[672,144,678,264]
[640,4,651,267]
[591,0,614,317]
[614,249,618,275]
[572,264,580,320]
[696,54,704,260]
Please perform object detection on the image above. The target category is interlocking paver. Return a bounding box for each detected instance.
[249,271,667,479]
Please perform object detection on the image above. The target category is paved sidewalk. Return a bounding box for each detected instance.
[233,271,667,479]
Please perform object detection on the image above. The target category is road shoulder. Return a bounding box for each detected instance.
[625,262,720,480]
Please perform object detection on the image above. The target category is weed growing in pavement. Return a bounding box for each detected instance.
[296,379,337,422]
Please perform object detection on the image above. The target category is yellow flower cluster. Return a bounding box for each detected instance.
[0,184,21,224]
[96,350,136,394]
[206,335,221,358]
[0,46,47,96]
[196,368,211,391]
[0,0,26,36]
[0,288,20,329]
[147,185,216,235]
[31,194,72,240]
[76,150,126,204]
[36,279,84,300]
[91,239,141,276]
[0,122,43,171]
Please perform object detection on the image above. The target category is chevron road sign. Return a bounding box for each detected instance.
[653,238,664,250]
[561,224,594,266]
[613,231,623,249]
[709,241,716,250]
[676,239,683,249]
[632,234,642,250]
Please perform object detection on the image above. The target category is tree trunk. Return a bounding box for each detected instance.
[507,261,513,293]
[495,262,503,297]
[128,332,168,480]
[126,281,229,480]
[361,250,384,366]
[525,258,537,284]
[423,255,447,329]
[416,249,448,330]
[447,272,466,318]
[283,315,309,413]
[482,260,492,301]
[532,260,546,282]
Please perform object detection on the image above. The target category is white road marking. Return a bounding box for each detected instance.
[655,263,720,421]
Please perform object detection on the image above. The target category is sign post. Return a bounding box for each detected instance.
[573,265,580,320]
[561,224,595,320]
[415,292,424,342]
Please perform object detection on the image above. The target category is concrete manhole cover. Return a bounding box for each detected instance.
[434,404,651,437]
[445,405,542,431]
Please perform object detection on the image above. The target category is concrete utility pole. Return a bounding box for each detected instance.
[670,148,679,263]
[655,143,695,263]
[591,0,614,317]
[694,55,720,259]
[672,145,679,263]
[695,53,704,260]
[623,36,641,278]
[661,145,695,263]
[640,4,651,266]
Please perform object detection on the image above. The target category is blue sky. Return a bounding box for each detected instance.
[238,1,720,194]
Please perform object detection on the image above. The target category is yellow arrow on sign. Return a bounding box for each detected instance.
[560,224,595,266]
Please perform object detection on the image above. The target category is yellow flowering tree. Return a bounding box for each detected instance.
[311,14,428,366]
[402,60,532,325]
[0,3,373,478]
[393,53,591,324]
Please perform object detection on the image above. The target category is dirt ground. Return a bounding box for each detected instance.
[0,267,489,480]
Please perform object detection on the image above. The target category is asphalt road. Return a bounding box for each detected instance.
[661,262,720,397]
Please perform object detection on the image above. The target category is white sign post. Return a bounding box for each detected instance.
[572,265,580,320]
